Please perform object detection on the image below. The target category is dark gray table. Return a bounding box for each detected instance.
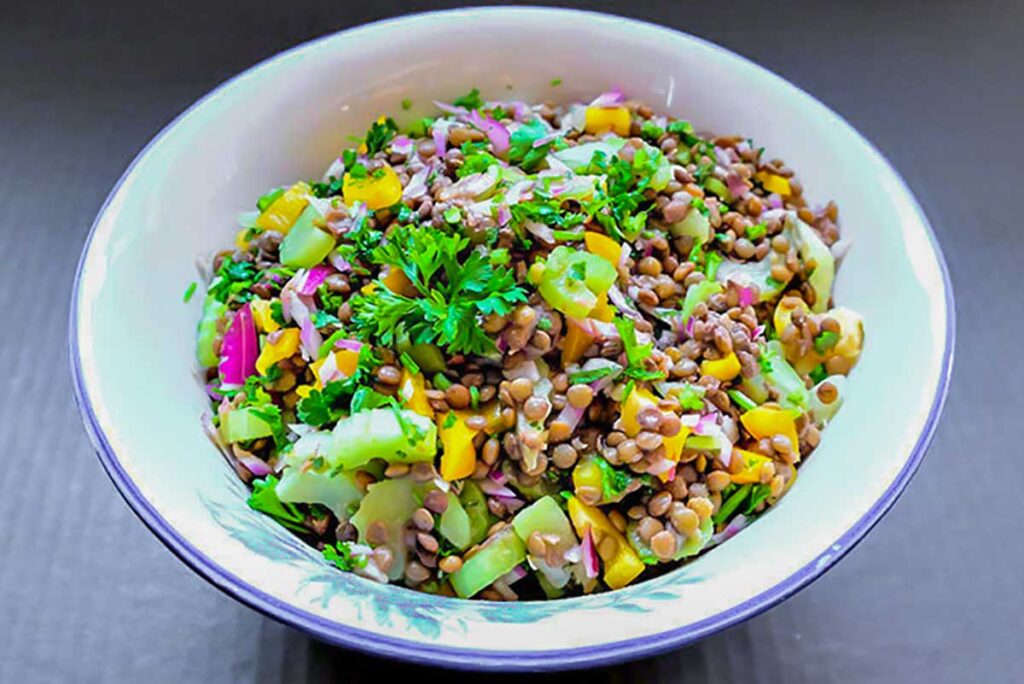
[2,0,1020,681]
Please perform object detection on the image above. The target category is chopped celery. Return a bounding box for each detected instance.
[716,256,789,301]
[679,280,722,325]
[790,216,834,313]
[438,492,472,550]
[552,138,626,172]
[196,295,227,368]
[810,374,847,426]
[760,341,810,410]
[459,481,494,547]
[221,407,274,443]
[683,434,719,451]
[279,205,336,268]
[449,527,527,598]
[327,407,437,469]
[741,372,771,404]
[667,207,711,246]
[727,389,758,411]
[537,246,618,319]
[277,466,363,521]
[351,478,418,580]
[511,496,575,554]
[627,516,712,563]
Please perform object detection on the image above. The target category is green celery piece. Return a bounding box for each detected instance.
[538,246,617,319]
[351,478,418,580]
[196,295,227,367]
[677,516,714,558]
[277,467,363,522]
[790,216,835,313]
[439,492,473,551]
[626,516,712,564]
[510,496,575,554]
[536,573,566,599]
[449,527,527,598]
[809,374,847,426]
[741,373,771,404]
[459,481,494,547]
[279,205,336,268]
[551,138,626,172]
[327,407,437,469]
[727,389,758,411]
[704,177,731,202]
[715,256,789,301]
[221,407,274,443]
[761,341,811,410]
[247,476,305,531]
[667,207,711,246]
[683,434,719,451]
[679,280,723,325]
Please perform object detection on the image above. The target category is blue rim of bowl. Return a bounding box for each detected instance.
[68,7,956,672]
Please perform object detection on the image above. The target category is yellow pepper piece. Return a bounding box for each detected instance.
[731,448,771,485]
[439,411,479,481]
[562,319,596,366]
[360,282,378,296]
[343,165,403,210]
[234,228,250,250]
[255,182,311,234]
[658,424,693,483]
[621,388,692,481]
[310,349,361,389]
[255,328,300,375]
[572,459,603,495]
[382,266,419,297]
[754,171,792,197]
[250,299,280,333]
[480,401,506,435]
[584,106,632,136]
[295,384,313,399]
[701,352,741,381]
[399,369,434,419]
[740,406,800,455]
[828,307,864,362]
[773,297,810,338]
[567,497,645,590]
[589,292,615,323]
[584,231,622,266]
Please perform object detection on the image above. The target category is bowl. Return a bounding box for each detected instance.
[71,7,954,671]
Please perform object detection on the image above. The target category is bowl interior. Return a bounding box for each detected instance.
[73,7,950,669]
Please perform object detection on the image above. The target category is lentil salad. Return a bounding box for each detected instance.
[195,87,864,599]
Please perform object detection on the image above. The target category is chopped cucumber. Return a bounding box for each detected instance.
[449,528,527,599]
[552,138,626,172]
[221,407,274,443]
[459,481,494,547]
[761,341,811,410]
[279,205,336,268]
[328,407,437,470]
[667,206,711,246]
[438,492,472,550]
[511,496,574,553]
[196,295,226,368]
[351,478,418,581]
[716,256,789,301]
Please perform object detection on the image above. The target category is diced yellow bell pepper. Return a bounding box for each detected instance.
[584,106,632,136]
[562,318,596,366]
[255,182,311,234]
[754,171,792,197]
[567,497,645,590]
[250,299,280,333]
[731,448,771,485]
[439,411,479,481]
[701,352,741,381]
[310,349,361,389]
[255,328,300,375]
[572,459,603,495]
[584,232,622,266]
[773,297,810,338]
[342,165,403,210]
[382,266,419,297]
[399,369,434,419]
[590,292,615,322]
[234,228,250,250]
[828,307,864,362]
[480,401,505,435]
[740,406,800,455]
[621,387,691,481]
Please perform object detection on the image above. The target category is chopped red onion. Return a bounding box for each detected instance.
[554,404,585,434]
[468,109,510,153]
[218,303,257,386]
[607,285,644,322]
[500,565,528,585]
[737,285,756,307]
[727,172,748,199]
[333,339,363,353]
[524,220,555,245]
[714,146,734,167]
[647,456,677,480]
[402,164,432,200]
[503,359,540,382]
[684,316,696,338]
[488,469,508,485]
[317,350,343,384]
[563,544,582,564]
[497,204,511,226]
[285,290,322,360]
[432,100,468,116]
[431,120,451,155]
[590,87,625,108]
[322,157,345,182]
[766,194,783,209]
[581,527,599,579]
[751,324,765,340]
[478,480,518,498]
[711,514,748,545]
[328,251,352,273]
[391,135,414,157]
[299,265,331,296]
[830,238,852,261]
[237,454,272,477]
[500,497,526,515]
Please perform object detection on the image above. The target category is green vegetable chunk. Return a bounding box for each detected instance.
[790,216,835,313]
[538,246,618,318]
[276,433,364,521]
[279,205,336,268]
[511,496,575,553]
[196,295,227,368]
[328,407,437,469]
[221,407,274,443]
[439,492,473,551]
[552,138,626,172]
[627,516,712,563]
[459,481,494,547]
[760,341,811,410]
[449,527,527,598]
[351,478,418,580]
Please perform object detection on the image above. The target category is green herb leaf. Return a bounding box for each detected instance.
[813,330,840,354]
[746,222,767,240]
[183,281,197,303]
[452,87,484,110]
[248,476,306,532]
[364,117,399,155]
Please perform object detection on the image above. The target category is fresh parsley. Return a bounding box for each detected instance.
[183,281,197,303]
[746,222,767,240]
[508,118,555,172]
[675,383,706,411]
[813,330,840,354]
[613,317,664,381]
[452,87,484,110]
[323,541,368,571]
[364,117,398,155]
[248,476,306,533]
[207,258,259,303]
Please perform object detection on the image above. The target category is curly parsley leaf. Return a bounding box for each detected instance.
[364,117,399,155]
[248,476,306,532]
[508,118,555,171]
[613,317,664,381]
[452,87,484,111]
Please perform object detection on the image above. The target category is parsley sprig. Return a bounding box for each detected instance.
[349,225,527,355]
[614,317,665,382]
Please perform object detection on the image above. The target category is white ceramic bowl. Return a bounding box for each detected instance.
[71,7,953,671]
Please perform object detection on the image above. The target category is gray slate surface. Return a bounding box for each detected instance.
[2,0,1021,681]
